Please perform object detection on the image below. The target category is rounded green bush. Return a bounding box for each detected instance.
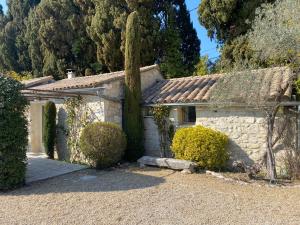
[171,125,229,170]
[0,76,28,190]
[79,122,126,169]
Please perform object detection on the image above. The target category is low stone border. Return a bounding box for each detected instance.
[138,156,197,174]
[205,170,300,189]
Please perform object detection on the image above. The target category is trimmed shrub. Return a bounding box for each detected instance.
[79,122,126,169]
[0,76,28,190]
[171,125,229,170]
[43,101,56,159]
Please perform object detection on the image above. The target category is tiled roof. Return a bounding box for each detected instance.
[32,65,159,91]
[22,76,54,88]
[143,67,293,105]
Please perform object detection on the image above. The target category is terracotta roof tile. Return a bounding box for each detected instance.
[143,67,293,105]
[32,65,159,91]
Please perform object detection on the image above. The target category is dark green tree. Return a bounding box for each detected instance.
[160,5,185,78]
[0,4,3,17]
[43,101,56,159]
[173,0,200,75]
[2,0,41,72]
[0,76,28,190]
[89,0,160,72]
[25,0,98,79]
[88,0,127,72]
[198,0,275,70]
[124,11,144,161]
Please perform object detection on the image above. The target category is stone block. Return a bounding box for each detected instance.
[138,156,197,173]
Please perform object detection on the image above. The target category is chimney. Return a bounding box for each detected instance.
[67,69,76,79]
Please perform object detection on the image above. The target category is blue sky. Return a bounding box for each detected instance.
[0,0,219,59]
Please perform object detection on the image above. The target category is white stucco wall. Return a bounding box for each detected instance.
[140,68,163,92]
[28,101,45,154]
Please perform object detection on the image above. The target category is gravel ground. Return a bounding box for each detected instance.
[1,166,300,225]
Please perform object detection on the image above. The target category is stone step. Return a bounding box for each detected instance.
[138,156,197,173]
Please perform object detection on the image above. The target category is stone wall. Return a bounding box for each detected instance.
[55,96,106,161]
[143,106,279,166]
[196,107,267,165]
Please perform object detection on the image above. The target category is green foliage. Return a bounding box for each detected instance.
[160,5,185,78]
[248,0,300,68]
[43,101,56,159]
[64,96,94,163]
[0,0,200,79]
[198,0,275,71]
[79,122,126,169]
[171,126,229,170]
[151,105,173,157]
[295,79,300,96]
[88,0,127,72]
[0,0,40,73]
[198,0,275,43]
[25,0,98,79]
[195,55,210,76]
[171,0,200,75]
[124,12,144,161]
[0,76,28,190]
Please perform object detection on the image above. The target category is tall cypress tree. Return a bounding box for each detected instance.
[124,11,144,161]
[43,101,56,159]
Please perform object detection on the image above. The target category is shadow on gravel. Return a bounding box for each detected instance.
[2,169,166,196]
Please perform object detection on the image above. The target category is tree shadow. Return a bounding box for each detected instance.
[227,139,255,167]
[3,168,166,196]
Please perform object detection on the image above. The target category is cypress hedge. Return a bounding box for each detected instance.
[43,101,56,159]
[124,11,144,161]
[0,76,28,190]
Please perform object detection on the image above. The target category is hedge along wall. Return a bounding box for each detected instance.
[0,76,28,190]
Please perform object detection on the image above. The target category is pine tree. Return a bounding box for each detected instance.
[156,0,200,77]
[124,11,144,161]
[160,5,185,78]
[173,0,200,75]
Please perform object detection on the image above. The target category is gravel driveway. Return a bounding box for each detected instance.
[1,166,300,225]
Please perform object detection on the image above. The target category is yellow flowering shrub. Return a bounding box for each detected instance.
[171,125,229,170]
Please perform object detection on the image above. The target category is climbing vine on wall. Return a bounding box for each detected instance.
[152,105,175,157]
[64,96,99,163]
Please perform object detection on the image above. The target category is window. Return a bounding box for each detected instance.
[182,106,196,123]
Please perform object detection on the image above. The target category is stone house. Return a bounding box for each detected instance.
[24,65,163,159]
[23,65,298,165]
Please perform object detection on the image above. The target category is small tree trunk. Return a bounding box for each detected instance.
[266,115,277,182]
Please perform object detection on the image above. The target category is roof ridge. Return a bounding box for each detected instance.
[62,64,160,81]
[167,66,290,81]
